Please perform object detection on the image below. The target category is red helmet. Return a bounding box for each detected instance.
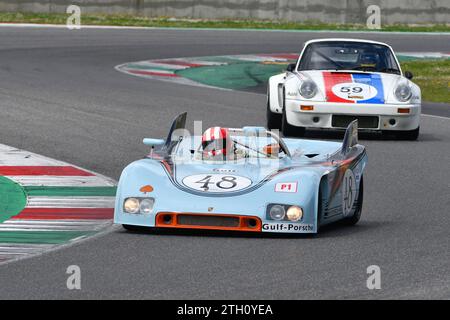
[201,127,234,157]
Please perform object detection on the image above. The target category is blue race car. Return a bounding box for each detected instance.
[114,113,367,234]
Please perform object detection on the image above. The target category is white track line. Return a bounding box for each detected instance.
[0,245,55,255]
[0,220,111,232]
[7,175,116,187]
[0,149,67,166]
[26,196,115,208]
[421,114,450,120]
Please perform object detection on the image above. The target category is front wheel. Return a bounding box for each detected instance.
[123,224,147,232]
[342,175,364,226]
[383,127,419,140]
[266,91,282,130]
[397,127,420,140]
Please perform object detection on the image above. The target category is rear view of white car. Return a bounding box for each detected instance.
[267,39,421,140]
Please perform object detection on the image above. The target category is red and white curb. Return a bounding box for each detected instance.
[0,143,116,265]
[115,58,226,88]
[115,52,450,90]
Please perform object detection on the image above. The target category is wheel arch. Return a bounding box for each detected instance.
[268,73,286,113]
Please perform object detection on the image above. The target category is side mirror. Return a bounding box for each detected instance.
[143,138,165,148]
[404,71,413,80]
[286,63,296,72]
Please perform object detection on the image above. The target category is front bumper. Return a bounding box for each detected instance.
[285,99,421,131]
[155,212,262,232]
[115,210,316,234]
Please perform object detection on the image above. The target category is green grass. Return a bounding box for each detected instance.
[0,12,450,32]
[401,60,450,103]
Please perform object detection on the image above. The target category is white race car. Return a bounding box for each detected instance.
[267,39,421,140]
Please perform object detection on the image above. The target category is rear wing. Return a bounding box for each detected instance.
[341,120,358,156]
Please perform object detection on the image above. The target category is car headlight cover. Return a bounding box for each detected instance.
[395,83,412,102]
[269,204,286,220]
[139,198,154,214]
[286,206,303,221]
[124,197,154,214]
[124,198,140,214]
[299,80,317,99]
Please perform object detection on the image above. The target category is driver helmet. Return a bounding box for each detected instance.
[359,52,378,66]
[201,127,234,158]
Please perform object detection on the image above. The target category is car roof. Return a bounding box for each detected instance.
[304,38,391,48]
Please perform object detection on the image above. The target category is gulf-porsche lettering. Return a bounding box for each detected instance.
[262,222,314,232]
[275,182,297,193]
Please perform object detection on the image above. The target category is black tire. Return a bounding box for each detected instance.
[342,175,364,226]
[383,127,419,141]
[266,91,282,130]
[317,185,323,233]
[281,90,305,137]
[397,127,420,140]
[122,224,147,232]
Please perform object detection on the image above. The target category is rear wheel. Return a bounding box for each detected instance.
[266,90,282,130]
[281,90,305,137]
[342,175,364,226]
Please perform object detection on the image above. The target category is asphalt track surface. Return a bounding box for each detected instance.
[0,27,449,299]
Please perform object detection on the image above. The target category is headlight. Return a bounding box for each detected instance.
[124,198,140,214]
[394,83,412,102]
[124,197,154,214]
[139,198,154,214]
[299,80,317,99]
[286,206,303,221]
[269,204,285,220]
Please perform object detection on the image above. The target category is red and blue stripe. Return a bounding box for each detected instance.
[323,72,384,104]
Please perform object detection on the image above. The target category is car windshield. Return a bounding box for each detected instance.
[298,41,401,74]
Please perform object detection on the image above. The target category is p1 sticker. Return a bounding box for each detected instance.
[342,169,357,217]
[275,182,297,193]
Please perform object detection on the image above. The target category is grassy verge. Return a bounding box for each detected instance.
[0,12,449,32]
[401,60,450,103]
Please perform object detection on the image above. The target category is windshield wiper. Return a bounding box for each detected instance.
[351,66,377,71]
[379,68,400,74]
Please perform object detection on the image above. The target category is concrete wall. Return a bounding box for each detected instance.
[0,0,449,24]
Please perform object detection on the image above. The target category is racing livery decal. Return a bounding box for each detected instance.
[275,182,297,193]
[323,72,385,104]
[262,222,314,233]
[341,169,357,217]
[182,174,252,193]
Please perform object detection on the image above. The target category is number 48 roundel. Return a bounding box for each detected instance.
[182,174,252,193]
